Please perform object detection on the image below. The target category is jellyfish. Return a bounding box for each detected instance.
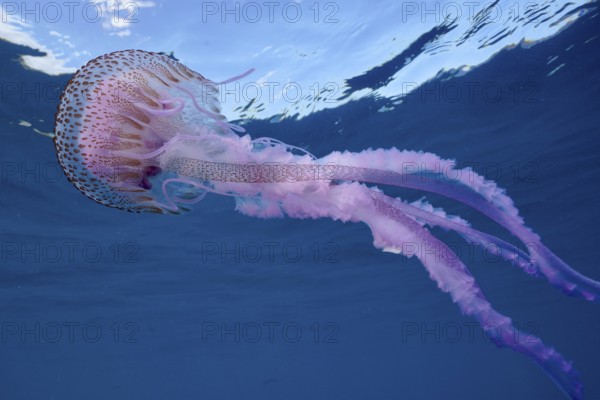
[54,50,598,399]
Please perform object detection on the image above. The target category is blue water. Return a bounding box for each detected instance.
[1,9,600,400]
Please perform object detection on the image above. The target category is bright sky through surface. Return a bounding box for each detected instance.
[0,0,593,120]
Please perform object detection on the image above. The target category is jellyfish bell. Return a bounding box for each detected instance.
[54,49,599,399]
[54,49,243,214]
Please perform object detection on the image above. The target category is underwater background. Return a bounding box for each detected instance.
[1,1,599,399]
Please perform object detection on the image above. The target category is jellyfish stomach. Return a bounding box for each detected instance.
[146,133,324,211]
[158,152,328,200]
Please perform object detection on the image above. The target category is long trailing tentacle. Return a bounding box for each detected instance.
[320,148,600,302]
[263,181,583,399]
[367,189,583,400]
[388,196,539,276]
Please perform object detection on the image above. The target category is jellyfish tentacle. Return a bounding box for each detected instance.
[173,191,208,205]
[217,68,256,85]
[158,176,262,213]
[111,135,189,160]
[388,196,540,276]
[134,97,185,116]
[321,149,524,223]
[361,167,600,301]
[265,181,583,399]
[319,149,600,302]
[174,85,245,133]
[251,137,317,160]
[365,190,583,400]
[158,178,210,212]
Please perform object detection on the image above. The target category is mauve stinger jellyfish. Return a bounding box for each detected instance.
[54,50,599,399]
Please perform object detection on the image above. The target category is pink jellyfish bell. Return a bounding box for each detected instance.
[54,49,247,213]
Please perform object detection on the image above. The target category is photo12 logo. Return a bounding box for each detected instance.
[1,2,140,24]
[401,321,541,344]
[199,241,340,264]
[200,2,340,23]
[1,321,139,344]
[200,321,340,344]
[0,241,140,265]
